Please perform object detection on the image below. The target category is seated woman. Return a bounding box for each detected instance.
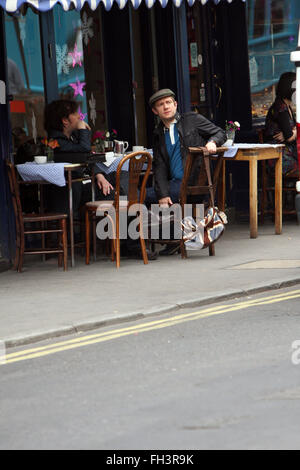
[264,71,298,176]
[44,99,128,218]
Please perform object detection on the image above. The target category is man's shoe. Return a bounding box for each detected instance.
[127,247,158,260]
[159,242,181,256]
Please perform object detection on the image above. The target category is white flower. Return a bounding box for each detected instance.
[89,92,97,126]
[234,121,240,128]
[81,12,94,47]
[105,131,110,139]
[56,44,70,75]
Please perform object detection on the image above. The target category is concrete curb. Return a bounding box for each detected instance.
[4,276,300,349]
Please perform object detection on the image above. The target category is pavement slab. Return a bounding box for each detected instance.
[0,221,300,347]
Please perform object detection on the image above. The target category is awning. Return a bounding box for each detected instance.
[1,0,245,13]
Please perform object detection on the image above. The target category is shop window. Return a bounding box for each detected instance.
[5,9,46,152]
[53,5,108,134]
[247,0,299,121]
[186,6,210,119]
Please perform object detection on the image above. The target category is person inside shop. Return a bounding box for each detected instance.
[147,88,226,255]
[264,71,298,176]
[45,99,115,201]
[44,99,130,227]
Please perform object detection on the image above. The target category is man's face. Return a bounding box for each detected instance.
[152,97,177,122]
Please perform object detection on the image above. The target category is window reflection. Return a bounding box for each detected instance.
[53,6,87,115]
[53,6,108,133]
[5,9,45,151]
[247,0,299,121]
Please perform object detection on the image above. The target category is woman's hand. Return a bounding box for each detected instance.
[287,127,297,142]
[273,131,284,143]
[274,127,297,143]
[77,120,91,131]
[96,173,114,196]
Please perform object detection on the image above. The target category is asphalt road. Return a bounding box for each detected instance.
[1,286,300,450]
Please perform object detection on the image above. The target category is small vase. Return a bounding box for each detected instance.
[95,142,104,153]
[226,130,235,146]
[46,147,54,162]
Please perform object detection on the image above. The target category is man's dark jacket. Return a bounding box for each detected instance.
[152,111,226,200]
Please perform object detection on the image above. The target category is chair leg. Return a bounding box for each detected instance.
[115,211,120,268]
[13,239,21,271]
[180,238,187,259]
[13,218,21,270]
[209,243,215,256]
[115,237,121,268]
[111,239,115,261]
[61,219,68,271]
[139,236,148,265]
[92,214,97,262]
[139,218,148,265]
[17,231,25,272]
[58,222,63,268]
[85,209,90,265]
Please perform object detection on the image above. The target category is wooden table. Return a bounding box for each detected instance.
[216,144,284,238]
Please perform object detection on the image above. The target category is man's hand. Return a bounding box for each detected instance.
[205,141,217,154]
[159,196,173,207]
[96,173,114,196]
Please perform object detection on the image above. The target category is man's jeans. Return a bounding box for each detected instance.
[145,178,182,207]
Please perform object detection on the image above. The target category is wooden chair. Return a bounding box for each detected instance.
[149,146,226,258]
[257,128,298,222]
[85,151,152,268]
[6,161,68,272]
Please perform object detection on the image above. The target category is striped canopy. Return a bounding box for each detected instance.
[1,0,246,12]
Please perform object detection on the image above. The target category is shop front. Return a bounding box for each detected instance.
[0,0,250,265]
[3,0,296,267]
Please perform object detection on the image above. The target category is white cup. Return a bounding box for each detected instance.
[34,156,47,164]
[132,146,145,152]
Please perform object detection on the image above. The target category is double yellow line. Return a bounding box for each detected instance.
[3,288,300,365]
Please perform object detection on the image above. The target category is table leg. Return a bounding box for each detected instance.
[249,158,258,238]
[67,170,75,267]
[274,153,282,235]
[40,184,46,262]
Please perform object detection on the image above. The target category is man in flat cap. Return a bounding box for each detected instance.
[147,88,226,255]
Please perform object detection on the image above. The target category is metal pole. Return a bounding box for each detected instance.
[128,5,138,145]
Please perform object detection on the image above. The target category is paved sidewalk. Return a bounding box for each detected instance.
[1,221,300,347]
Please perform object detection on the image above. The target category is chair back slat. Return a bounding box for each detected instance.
[180,147,225,207]
[114,151,152,208]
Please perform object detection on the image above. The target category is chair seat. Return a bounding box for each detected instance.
[86,200,129,211]
[23,212,68,223]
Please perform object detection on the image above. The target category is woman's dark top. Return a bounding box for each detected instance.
[265,97,298,174]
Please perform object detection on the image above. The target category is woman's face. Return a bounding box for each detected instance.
[63,111,80,132]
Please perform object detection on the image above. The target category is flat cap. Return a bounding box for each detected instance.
[149,88,176,107]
